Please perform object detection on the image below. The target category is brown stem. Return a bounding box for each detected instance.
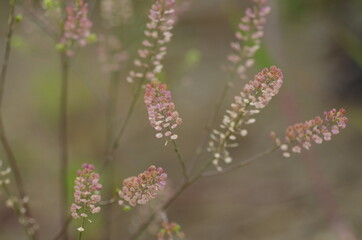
[187,2,265,174]
[103,72,121,240]
[128,146,278,239]
[126,179,196,240]
[0,1,16,108]
[102,76,145,170]
[171,140,188,181]
[202,146,280,177]
[0,2,38,239]
[59,51,69,240]
[187,74,235,175]
[102,0,170,169]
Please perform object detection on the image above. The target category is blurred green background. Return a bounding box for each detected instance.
[0,0,362,239]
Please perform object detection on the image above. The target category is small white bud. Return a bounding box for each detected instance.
[280,144,288,151]
[224,157,232,163]
[246,118,256,124]
[240,129,248,137]
[283,152,291,158]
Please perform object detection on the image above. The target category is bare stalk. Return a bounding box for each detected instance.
[103,72,121,240]
[171,140,188,181]
[0,1,38,239]
[59,51,70,240]
[102,76,145,169]
[202,146,280,177]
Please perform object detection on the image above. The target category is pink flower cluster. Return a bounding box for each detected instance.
[59,0,94,56]
[277,108,348,157]
[126,0,176,83]
[70,164,102,220]
[144,81,182,142]
[118,166,167,207]
[98,35,129,73]
[208,66,283,170]
[157,221,185,240]
[227,0,271,80]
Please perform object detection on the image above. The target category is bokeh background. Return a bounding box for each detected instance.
[0,0,361,239]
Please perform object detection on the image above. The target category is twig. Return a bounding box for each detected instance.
[102,0,171,169]
[187,77,235,175]
[0,2,38,239]
[171,140,188,181]
[202,146,280,177]
[126,179,196,240]
[127,146,278,239]
[59,51,70,240]
[0,1,17,108]
[187,1,265,174]
[103,72,121,240]
[102,77,145,170]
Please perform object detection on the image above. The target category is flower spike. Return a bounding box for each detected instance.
[144,81,182,142]
[118,166,167,207]
[70,164,102,232]
[58,0,95,56]
[126,0,176,83]
[226,0,271,80]
[208,66,284,170]
[275,108,348,157]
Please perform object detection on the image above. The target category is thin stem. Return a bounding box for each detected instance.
[0,1,16,108]
[188,78,234,175]
[188,4,262,174]
[128,145,278,240]
[78,217,86,240]
[102,0,170,169]
[171,140,188,181]
[0,2,38,239]
[202,146,280,177]
[126,179,196,240]
[59,51,70,240]
[105,72,121,153]
[102,77,145,169]
[103,71,121,240]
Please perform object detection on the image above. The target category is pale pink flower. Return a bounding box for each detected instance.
[70,164,102,220]
[278,108,348,156]
[226,0,271,80]
[59,0,95,56]
[126,0,176,83]
[208,66,283,170]
[118,166,167,207]
[144,81,182,142]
